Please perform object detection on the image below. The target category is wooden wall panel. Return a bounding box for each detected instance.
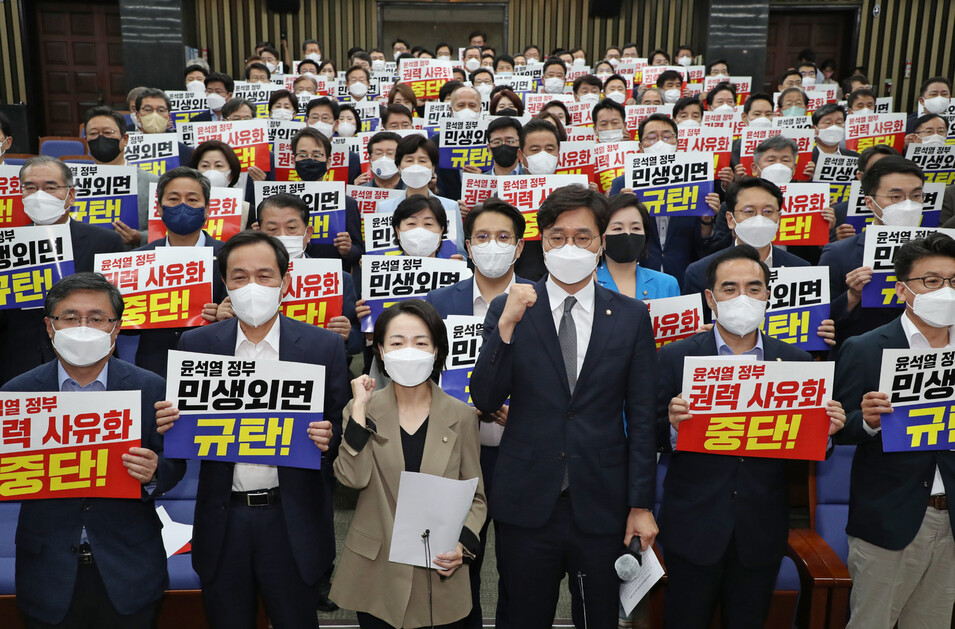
[0,0,27,104]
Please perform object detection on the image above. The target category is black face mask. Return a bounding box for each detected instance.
[295,159,327,181]
[88,136,123,163]
[604,233,646,263]
[496,108,520,117]
[491,144,519,168]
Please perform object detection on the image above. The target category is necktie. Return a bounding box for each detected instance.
[559,296,577,393]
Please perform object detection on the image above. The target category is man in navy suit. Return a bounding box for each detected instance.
[819,155,926,351]
[2,272,185,627]
[129,167,225,377]
[470,185,659,628]
[0,156,125,385]
[156,230,349,628]
[834,233,955,628]
[658,246,845,627]
[426,197,531,629]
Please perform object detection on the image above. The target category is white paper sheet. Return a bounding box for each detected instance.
[156,506,193,559]
[619,547,665,615]
[389,471,479,568]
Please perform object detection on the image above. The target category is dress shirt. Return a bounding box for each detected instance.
[231,316,282,491]
[474,274,516,446]
[545,276,594,376]
[162,231,207,248]
[472,273,517,320]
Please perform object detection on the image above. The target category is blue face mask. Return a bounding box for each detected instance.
[161,203,206,235]
[782,106,807,117]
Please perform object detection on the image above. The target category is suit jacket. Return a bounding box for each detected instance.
[2,358,185,623]
[424,275,534,317]
[833,317,955,549]
[330,382,486,627]
[656,330,810,567]
[0,220,124,386]
[470,279,658,535]
[190,110,215,123]
[595,262,681,301]
[132,234,226,377]
[609,173,711,278]
[819,233,899,352]
[177,315,350,584]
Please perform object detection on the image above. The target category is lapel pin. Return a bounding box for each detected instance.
[605,309,612,316]
[442,436,448,443]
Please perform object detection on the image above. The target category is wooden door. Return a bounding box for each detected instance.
[765,9,855,93]
[33,1,125,136]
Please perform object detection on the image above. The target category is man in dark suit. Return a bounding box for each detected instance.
[0,156,125,385]
[819,155,926,352]
[129,166,224,377]
[2,272,185,627]
[470,185,659,628]
[834,232,955,628]
[425,197,531,629]
[658,245,844,628]
[190,73,234,123]
[156,230,349,628]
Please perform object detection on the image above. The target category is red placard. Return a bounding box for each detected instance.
[0,166,27,227]
[280,258,344,329]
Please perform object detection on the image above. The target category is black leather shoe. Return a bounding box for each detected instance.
[316,579,338,613]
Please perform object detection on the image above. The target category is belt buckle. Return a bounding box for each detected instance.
[246,490,271,507]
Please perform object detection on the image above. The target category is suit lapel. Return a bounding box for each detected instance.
[277,316,302,361]
[419,382,459,477]
[215,318,240,354]
[454,278,474,315]
[526,281,570,393]
[33,360,60,389]
[880,317,909,349]
[365,384,402,503]
[105,357,131,389]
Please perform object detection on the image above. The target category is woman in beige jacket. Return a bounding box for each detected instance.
[330,300,486,628]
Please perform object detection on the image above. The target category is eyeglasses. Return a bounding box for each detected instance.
[641,133,676,145]
[544,232,594,248]
[138,106,169,115]
[86,128,122,140]
[916,129,947,138]
[488,138,520,148]
[715,286,767,298]
[226,115,254,121]
[874,191,924,205]
[906,276,955,290]
[50,314,118,330]
[21,183,71,194]
[736,207,780,219]
[471,233,515,246]
[295,151,326,161]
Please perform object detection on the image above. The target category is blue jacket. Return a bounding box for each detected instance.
[424,275,534,317]
[470,279,658,535]
[2,358,185,623]
[595,262,680,301]
[177,316,349,584]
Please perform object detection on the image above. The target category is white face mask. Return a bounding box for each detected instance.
[907,286,955,328]
[524,150,558,175]
[24,190,68,225]
[818,125,845,145]
[597,128,624,143]
[643,139,677,155]
[437,55,451,62]
[400,164,433,189]
[349,82,369,99]
[202,169,231,188]
[677,118,701,129]
[464,58,481,72]
[758,163,793,185]
[544,77,565,94]
[186,80,206,94]
[573,58,586,66]
[920,134,946,146]
[371,59,386,72]
[476,84,494,99]
[664,89,681,104]
[734,215,779,248]
[309,120,334,138]
[265,62,277,73]
[714,74,730,82]
[206,93,227,111]
[924,96,952,115]
[306,52,322,64]
[229,282,283,328]
[748,116,773,129]
[544,244,599,284]
[855,107,874,116]
[296,90,315,99]
[873,198,922,227]
[677,56,692,67]
[52,325,116,367]
[453,107,480,121]
[371,156,399,179]
[271,108,294,121]
[801,75,816,87]
[277,234,306,260]
[337,121,357,137]
[605,91,626,104]
[714,294,767,337]
[399,227,442,257]
[575,93,598,107]
[470,241,517,279]
[608,57,620,67]
[712,104,735,115]
[381,347,435,387]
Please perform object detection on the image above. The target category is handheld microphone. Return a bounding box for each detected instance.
[614,536,644,581]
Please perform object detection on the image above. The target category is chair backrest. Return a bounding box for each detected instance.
[812,444,855,564]
[0,502,21,595]
[39,136,87,159]
[2,153,34,166]
[58,155,96,164]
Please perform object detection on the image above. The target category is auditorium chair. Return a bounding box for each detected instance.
[57,155,95,164]
[1,153,34,166]
[38,137,87,159]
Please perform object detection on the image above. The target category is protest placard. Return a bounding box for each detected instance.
[646,293,703,349]
[762,266,830,351]
[439,315,484,405]
[878,348,955,452]
[0,224,75,310]
[626,152,715,217]
[68,164,139,231]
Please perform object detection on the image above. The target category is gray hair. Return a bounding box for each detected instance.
[637,87,665,105]
[157,166,211,206]
[44,272,125,320]
[186,57,211,72]
[754,135,798,165]
[21,156,73,187]
[135,88,172,113]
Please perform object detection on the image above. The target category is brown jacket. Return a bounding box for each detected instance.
[330,382,486,628]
